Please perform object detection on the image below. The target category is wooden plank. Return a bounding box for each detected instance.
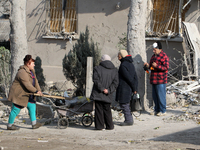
[28,93,72,100]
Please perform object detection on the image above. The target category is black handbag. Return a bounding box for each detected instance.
[130,93,142,111]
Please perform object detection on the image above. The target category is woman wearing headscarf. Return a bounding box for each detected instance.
[90,54,119,130]
[116,50,138,126]
[7,55,44,130]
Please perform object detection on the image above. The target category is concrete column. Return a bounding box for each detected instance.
[86,57,93,98]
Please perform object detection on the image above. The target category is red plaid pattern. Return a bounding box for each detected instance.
[149,51,169,84]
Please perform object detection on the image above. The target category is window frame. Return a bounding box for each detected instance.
[43,0,78,40]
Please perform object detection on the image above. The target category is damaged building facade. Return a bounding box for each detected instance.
[0,0,200,102]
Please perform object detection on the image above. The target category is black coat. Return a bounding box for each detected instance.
[116,56,138,104]
[90,60,119,103]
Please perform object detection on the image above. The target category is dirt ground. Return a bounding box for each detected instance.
[0,105,200,150]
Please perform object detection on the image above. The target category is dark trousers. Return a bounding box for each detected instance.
[120,103,133,123]
[95,101,114,130]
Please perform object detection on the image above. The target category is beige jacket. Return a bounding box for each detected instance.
[8,65,41,107]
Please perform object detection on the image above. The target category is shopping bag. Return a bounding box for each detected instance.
[130,93,142,111]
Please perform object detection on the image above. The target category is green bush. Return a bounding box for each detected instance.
[62,26,100,96]
[117,32,127,50]
[0,46,11,98]
[35,56,46,91]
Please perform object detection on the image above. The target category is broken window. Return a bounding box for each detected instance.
[45,0,77,37]
[146,0,189,38]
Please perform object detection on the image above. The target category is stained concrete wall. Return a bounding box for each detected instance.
[26,0,130,85]
[25,0,200,94]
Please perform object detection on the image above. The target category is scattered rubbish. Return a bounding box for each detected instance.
[154,127,160,130]
[38,140,48,142]
[63,91,69,97]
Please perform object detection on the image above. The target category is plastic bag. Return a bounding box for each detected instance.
[130,93,142,111]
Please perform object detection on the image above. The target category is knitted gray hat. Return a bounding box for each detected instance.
[101,54,111,61]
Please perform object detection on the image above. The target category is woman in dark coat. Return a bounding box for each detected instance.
[90,54,119,130]
[116,50,138,126]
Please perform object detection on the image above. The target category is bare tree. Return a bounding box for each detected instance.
[127,0,148,110]
[9,0,28,82]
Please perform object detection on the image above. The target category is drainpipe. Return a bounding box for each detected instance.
[179,0,183,37]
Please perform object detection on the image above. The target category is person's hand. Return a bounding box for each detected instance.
[144,62,149,67]
[37,91,43,96]
[103,89,108,94]
[152,62,157,68]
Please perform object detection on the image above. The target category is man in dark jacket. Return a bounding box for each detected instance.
[90,54,119,130]
[116,50,138,126]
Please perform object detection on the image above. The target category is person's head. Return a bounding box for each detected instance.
[23,55,35,70]
[118,50,128,60]
[153,41,162,55]
[101,54,111,62]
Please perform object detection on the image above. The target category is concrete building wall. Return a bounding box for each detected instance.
[26,0,130,85]
[25,0,200,94]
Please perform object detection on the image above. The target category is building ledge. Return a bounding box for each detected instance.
[42,34,79,40]
[145,36,183,42]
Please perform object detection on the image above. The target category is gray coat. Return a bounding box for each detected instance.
[90,60,119,103]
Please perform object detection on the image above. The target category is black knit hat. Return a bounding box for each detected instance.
[153,41,162,49]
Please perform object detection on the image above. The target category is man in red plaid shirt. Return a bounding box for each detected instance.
[144,41,169,116]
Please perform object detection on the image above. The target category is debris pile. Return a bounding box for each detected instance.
[166,80,200,107]
[163,80,200,124]
[0,101,10,118]
[163,109,200,124]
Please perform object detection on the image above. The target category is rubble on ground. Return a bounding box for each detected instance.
[164,80,200,124]
[166,80,200,106]
[1,79,200,126]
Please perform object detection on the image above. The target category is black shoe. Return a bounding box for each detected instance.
[32,122,44,129]
[7,124,20,130]
[94,128,105,131]
[120,122,133,126]
[105,128,114,130]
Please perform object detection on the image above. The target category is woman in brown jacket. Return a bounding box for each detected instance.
[7,55,43,130]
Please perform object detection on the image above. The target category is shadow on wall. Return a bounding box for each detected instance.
[78,0,130,16]
[27,0,46,42]
[26,0,75,50]
[35,56,46,91]
[132,54,150,110]
[146,44,154,108]
[150,126,200,145]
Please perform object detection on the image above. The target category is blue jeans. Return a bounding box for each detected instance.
[152,84,166,113]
